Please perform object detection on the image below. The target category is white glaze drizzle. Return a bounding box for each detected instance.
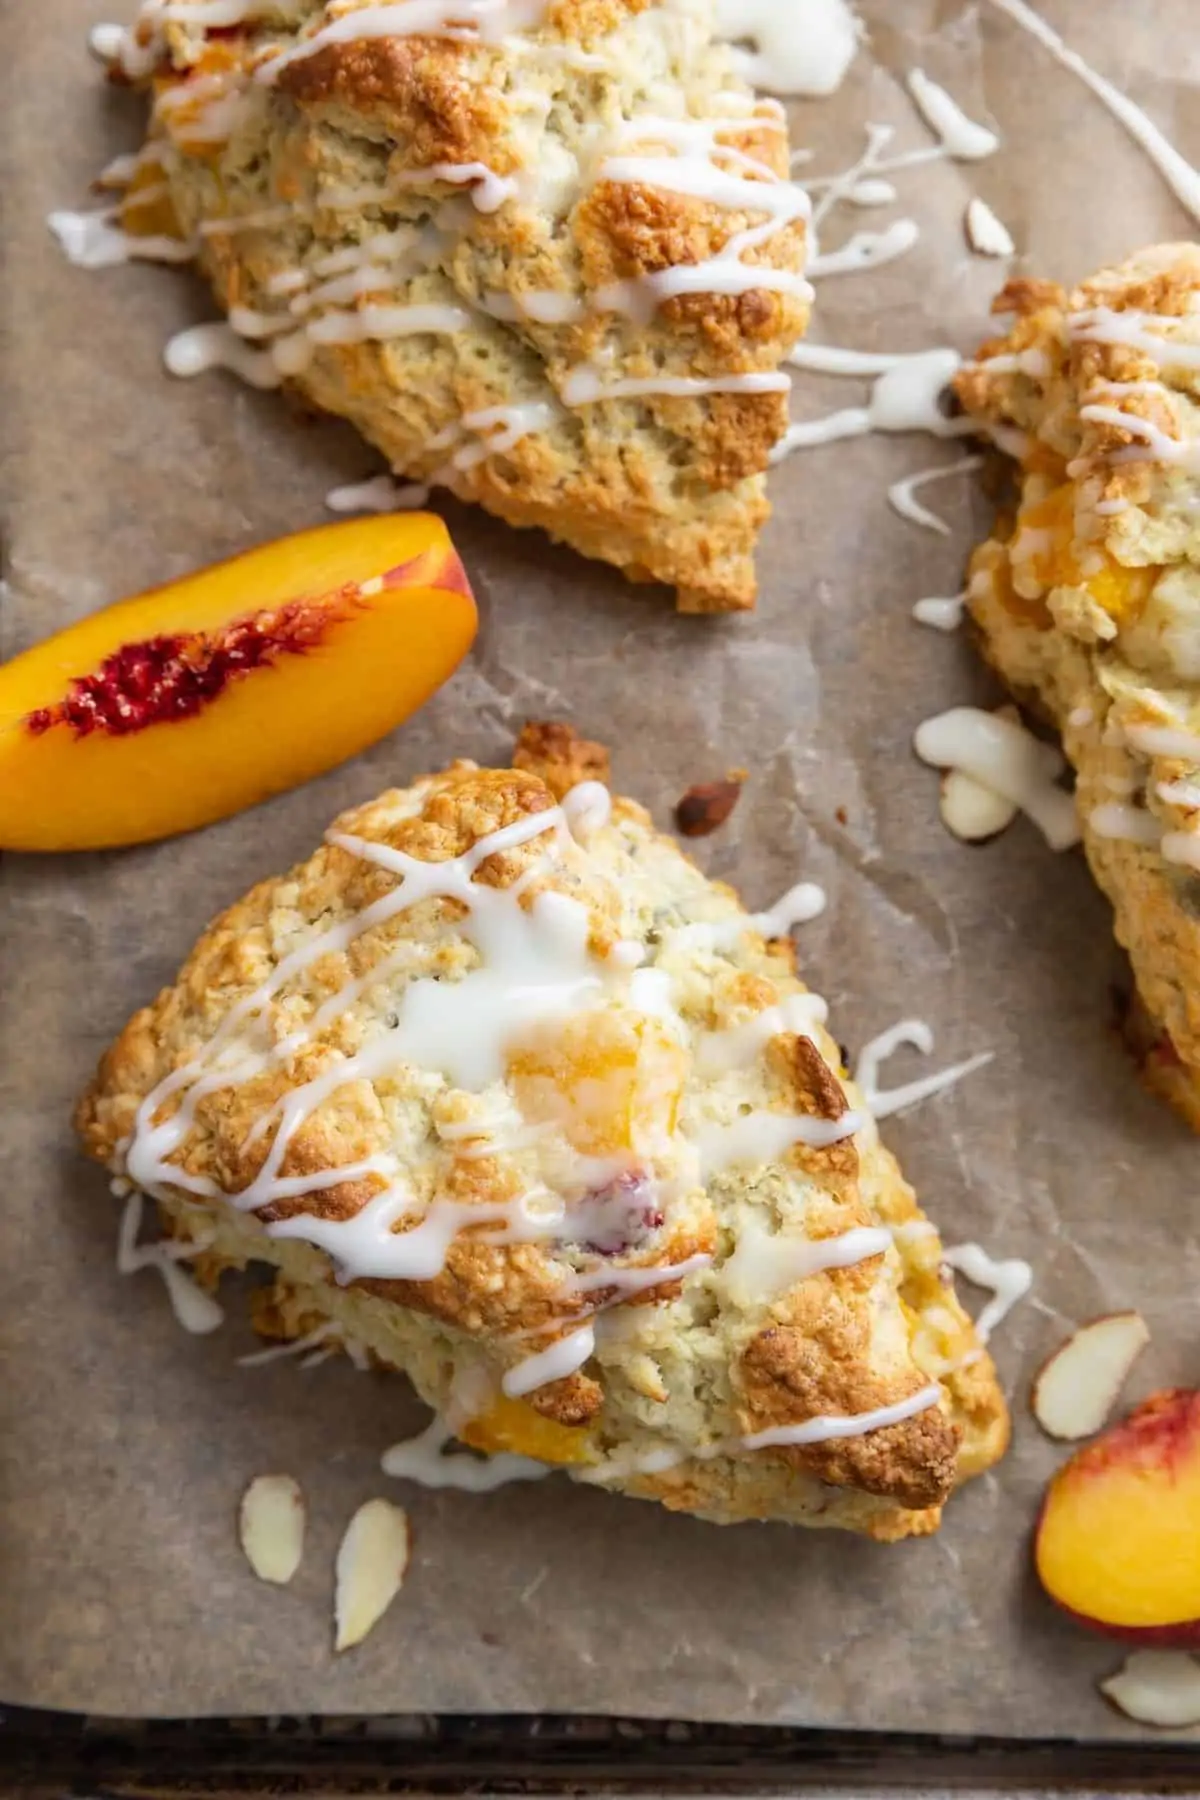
[913,593,966,632]
[806,217,920,280]
[561,367,790,406]
[560,780,612,841]
[502,1322,596,1397]
[256,0,553,83]
[940,1242,1033,1343]
[696,1107,863,1180]
[695,994,827,1076]
[48,208,194,270]
[445,401,559,471]
[1125,721,1200,763]
[740,1384,942,1450]
[772,347,965,460]
[853,1020,992,1121]
[721,1218,891,1307]
[382,1413,552,1489]
[119,792,873,1390]
[915,707,1081,850]
[116,1191,225,1335]
[905,71,999,162]
[748,882,828,935]
[1089,803,1163,847]
[592,145,812,325]
[988,0,1200,226]
[714,0,860,99]
[1158,778,1200,808]
[326,475,431,514]
[887,455,984,534]
[164,322,281,389]
[237,1323,334,1366]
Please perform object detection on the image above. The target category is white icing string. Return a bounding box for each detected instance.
[914,707,1082,850]
[502,1323,595,1397]
[740,1384,943,1450]
[913,593,966,632]
[905,71,1000,162]
[988,0,1200,226]
[326,475,431,514]
[721,1218,892,1306]
[888,455,983,534]
[256,0,554,83]
[237,1324,335,1366]
[584,1379,946,1477]
[120,792,875,1403]
[714,0,861,98]
[49,208,194,270]
[853,1020,992,1120]
[382,1413,552,1490]
[748,882,828,935]
[772,347,965,460]
[806,217,920,280]
[941,1242,1033,1343]
[116,1191,225,1335]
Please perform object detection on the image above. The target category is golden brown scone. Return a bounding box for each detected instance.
[78,725,1006,1537]
[102,1,811,612]
[955,243,1200,1126]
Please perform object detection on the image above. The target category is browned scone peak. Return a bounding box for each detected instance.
[110,1,812,610]
[954,242,1200,1124]
[78,724,1007,1537]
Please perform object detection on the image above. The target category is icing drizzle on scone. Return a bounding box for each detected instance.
[114,773,962,1463]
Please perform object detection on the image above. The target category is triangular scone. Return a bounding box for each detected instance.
[954,244,1200,1126]
[78,724,1007,1538]
[102,1,811,612]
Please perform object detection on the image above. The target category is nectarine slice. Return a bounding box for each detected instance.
[0,515,476,851]
[1036,1389,1200,1645]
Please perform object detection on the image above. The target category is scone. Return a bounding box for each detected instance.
[955,244,1200,1126]
[98,0,810,612]
[78,723,1007,1540]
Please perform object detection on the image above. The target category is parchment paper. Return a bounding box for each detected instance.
[3,0,1199,1736]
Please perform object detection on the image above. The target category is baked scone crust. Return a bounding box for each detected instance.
[110,0,810,611]
[955,244,1200,1124]
[78,725,1006,1539]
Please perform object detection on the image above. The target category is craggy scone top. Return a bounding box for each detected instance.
[78,726,1005,1539]
[955,244,1200,1111]
[107,0,811,610]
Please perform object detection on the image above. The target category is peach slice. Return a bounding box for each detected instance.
[0,515,476,851]
[1036,1389,1200,1645]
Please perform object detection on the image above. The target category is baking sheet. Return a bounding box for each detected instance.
[3,0,1199,1736]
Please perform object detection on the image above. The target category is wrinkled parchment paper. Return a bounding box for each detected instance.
[3,0,1199,1735]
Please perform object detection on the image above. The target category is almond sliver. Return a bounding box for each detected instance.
[238,1473,305,1585]
[1101,1651,1200,1729]
[334,1498,412,1652]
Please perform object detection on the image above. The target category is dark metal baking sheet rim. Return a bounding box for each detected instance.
[2,1708,1197,1793]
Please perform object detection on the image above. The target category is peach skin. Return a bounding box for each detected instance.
[1036,1389,1200,1647]
[0,514,476,851]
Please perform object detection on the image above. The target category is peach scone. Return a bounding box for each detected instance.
[95,0,811,612]
[956,244,1200,1126]
[78,725,1006,1540]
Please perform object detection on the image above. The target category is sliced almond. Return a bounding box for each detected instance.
[940,769,1019,842]
[238,1474,305,1585]
[1101,1651,1200,1729]
[334,1498,411,1652]
[1031,1311,1150,1441]
[965,195,1015,258]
